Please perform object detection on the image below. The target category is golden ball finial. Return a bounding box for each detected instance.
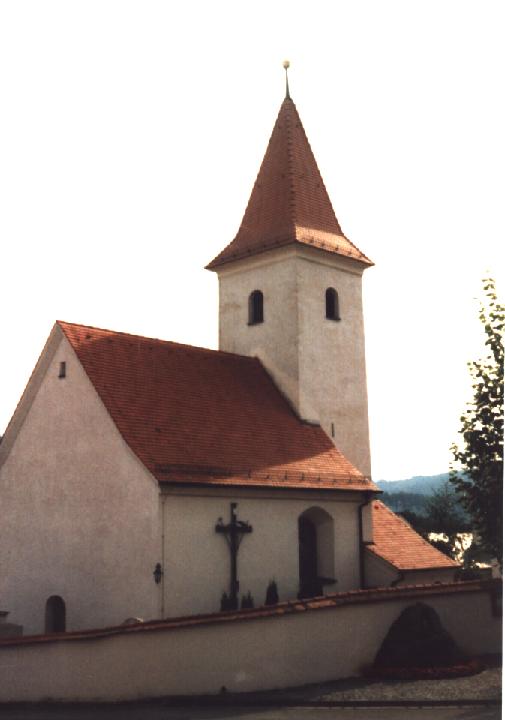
[283,60,290,70]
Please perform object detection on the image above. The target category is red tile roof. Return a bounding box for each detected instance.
[207,97,372,270]
[58,321,376,492]
[367,501,459,570]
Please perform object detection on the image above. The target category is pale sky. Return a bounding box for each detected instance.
[0,1,503,480]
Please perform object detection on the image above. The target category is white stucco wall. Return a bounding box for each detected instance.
[297,248,371,478]
[217,246,371,477]
[364,550,399,587]
[0,583,499,702]
[218,250,301,411]
[400,568,458,585]
[0,329,161,634]
[161,487,364,616]
[365,550,457,589]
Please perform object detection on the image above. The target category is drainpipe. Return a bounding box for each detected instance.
[358,491,374,589]
[160,494,166,619]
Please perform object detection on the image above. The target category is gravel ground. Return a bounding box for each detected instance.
[240,666,502,703]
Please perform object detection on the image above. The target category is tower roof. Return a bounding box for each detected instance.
[207,95,372,270]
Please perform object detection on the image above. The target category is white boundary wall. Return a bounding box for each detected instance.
[0,582,500,703]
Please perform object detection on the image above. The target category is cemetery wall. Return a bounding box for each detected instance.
[0,580,500,703]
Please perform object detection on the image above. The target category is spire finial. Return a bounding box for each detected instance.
[283,60,291,99]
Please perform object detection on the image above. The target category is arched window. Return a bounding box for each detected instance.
[248,290,264,325]
[45,595,66,633]
[298,507,335,599]
[325,287,340,321]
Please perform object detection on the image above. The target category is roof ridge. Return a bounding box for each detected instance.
[285,98,297,229]
[288,98,340,235]
[56,321,261,364]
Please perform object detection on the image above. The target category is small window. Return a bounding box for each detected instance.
[58,361,66,379]
[248,290,264,325]
[325,288,340,321]
[45,595,66,633]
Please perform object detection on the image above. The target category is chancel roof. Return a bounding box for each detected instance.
[207,96,372,270]
[58,321,376,492]
[368,501,459,570]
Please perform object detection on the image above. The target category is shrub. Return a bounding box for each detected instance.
[220,592,237,611]
[265,580,279,605]
[241,591,254,609]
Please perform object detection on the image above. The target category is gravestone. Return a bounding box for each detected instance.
[374,602,466,669]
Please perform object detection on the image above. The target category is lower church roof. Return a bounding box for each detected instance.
[367,501,459,570]
[58,321,376,493]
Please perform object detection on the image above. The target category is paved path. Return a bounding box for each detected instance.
[1,665,500,719]
[0,704,500,720]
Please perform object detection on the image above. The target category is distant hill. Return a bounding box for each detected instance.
[376,473,451,516]
[376,473,450,496]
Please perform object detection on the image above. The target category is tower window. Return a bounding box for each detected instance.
[325,288,340,321]
[248,290,264,325]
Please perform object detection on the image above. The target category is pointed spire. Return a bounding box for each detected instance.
[207,77,372,271]
[283,60,291,99]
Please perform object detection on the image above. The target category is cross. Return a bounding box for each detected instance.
[215,503,253,609]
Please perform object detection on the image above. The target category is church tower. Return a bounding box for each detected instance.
[207,72,373,477]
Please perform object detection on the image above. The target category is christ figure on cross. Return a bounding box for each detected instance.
[215,502,253,610]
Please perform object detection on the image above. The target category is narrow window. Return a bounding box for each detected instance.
[45,595,66,633]
[325,288,340,321]
[58,361,66,379]
[248,290,264,325]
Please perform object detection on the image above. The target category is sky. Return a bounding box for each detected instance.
[0,1,503,481]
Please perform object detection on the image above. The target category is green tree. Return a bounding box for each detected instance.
[450,277,504,565]
[424,482,468,535]
[399,483,469,561]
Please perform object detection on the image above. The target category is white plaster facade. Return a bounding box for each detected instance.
[160,487,364,617]
[217,244,371,477]
[0,321,382,634]
[365,549,457,588]
[0,327,161,635]
[0,316,452,636]
[0,323,376,633]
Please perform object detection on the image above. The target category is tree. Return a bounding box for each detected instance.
[450,277,504,565]
[424,482,469,536]
[399,483,469,561]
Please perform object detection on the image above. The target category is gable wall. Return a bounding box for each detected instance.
[161,487,362,616]
[0,333,161,634]
[364,549,399,587]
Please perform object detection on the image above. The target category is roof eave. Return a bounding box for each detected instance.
[366,546,459,572]
[206,240,374,273]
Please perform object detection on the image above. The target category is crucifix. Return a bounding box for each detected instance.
[215,503,253,609]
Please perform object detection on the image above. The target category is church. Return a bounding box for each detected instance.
[0,75,457,638]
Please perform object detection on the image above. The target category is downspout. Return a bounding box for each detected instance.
[160,493,166,619]
[358,491,374,589]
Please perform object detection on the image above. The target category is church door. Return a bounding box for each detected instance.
[45,596,66,633]
[298,516,321,598]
